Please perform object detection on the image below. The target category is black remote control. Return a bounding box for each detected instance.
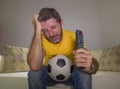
[76,30,85,69]
[76,30,84,48]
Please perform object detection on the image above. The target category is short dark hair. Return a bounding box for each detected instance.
[38,7,62,23]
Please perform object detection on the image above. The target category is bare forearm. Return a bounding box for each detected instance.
[27,33,44,71]
[92,58,99,74]
[88,58,99,74]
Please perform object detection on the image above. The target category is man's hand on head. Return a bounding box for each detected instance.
[32,14,42,34]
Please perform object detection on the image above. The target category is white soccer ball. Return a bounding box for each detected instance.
[47,55,73,82]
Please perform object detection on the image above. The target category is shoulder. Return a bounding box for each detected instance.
[63,29,74,34]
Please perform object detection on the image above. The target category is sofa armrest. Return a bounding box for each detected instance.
[0,55,4,73]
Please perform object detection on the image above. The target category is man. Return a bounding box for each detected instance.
[27,7,99,89]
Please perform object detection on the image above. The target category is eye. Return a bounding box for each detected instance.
[42,29,48,33]
[51,26,56,30]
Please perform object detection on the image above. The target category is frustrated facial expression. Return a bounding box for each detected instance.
[41,18,63,43]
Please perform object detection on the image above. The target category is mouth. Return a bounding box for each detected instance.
[51,35,58,41]
[50,35,61,43]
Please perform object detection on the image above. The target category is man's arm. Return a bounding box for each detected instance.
[87,58,99,74]
[27,14,45,71]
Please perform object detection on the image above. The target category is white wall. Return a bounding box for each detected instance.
[2,0,119,53]
[99,0,120,49]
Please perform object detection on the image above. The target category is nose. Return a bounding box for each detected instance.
[49,30,54,36]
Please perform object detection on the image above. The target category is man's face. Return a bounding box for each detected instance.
[41,18,63,43]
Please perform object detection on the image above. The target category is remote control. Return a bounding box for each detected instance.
[76,30,84,48]
[76,30,85,69]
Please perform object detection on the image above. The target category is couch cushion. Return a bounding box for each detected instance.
[99,44,120,71]
[2,45,30,73]
[0,55,4,73]
[90,50,103,62]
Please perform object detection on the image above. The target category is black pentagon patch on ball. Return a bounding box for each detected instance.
[57,59,66,67]
[70,65,74,73]
[56,74,65,80]
[47,64,51,73]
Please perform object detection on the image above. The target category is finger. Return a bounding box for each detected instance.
[72,50,76,55]
[75,62,86,67]
[74,53,92,61]
[75,62,91,68]
[76,48,90,54]
[75,57,92,67]
[75,58,87,63]
[34,14,39,21]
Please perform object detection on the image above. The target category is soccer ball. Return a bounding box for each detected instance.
[47,55,73,82]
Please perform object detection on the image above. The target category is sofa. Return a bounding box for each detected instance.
[0,45,120,89]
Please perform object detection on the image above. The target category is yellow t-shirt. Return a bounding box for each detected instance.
[42,30,76,65]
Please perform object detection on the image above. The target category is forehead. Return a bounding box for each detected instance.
[41,18,58,28]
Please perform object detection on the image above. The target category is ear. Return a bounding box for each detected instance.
[61,19,64,25]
